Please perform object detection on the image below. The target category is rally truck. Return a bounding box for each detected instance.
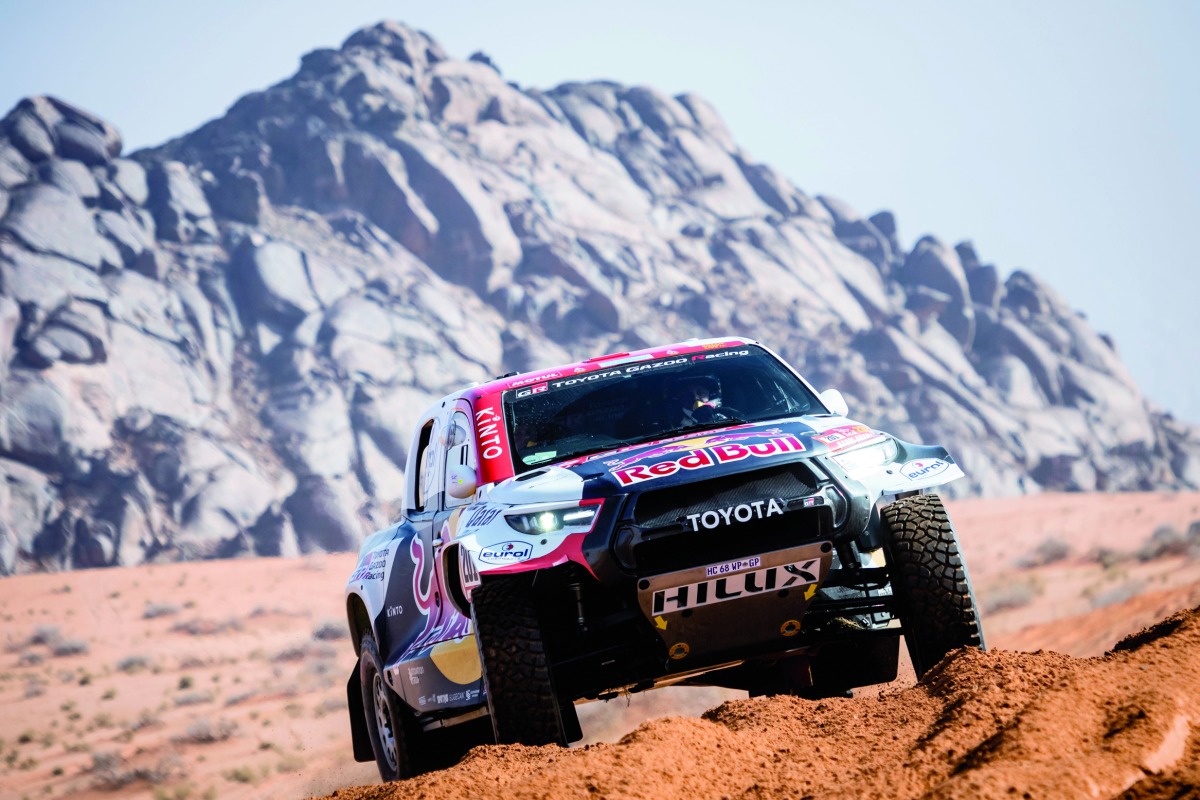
[343,337,985,780]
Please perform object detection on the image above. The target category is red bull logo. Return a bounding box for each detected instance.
[609,427,785,471]
[613,435,806,486]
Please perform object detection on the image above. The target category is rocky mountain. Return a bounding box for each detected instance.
[1,21,1197,574]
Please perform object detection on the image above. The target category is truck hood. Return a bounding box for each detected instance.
[486,416,883,505]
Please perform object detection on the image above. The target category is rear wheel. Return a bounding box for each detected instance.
[359,633,422,780]
[882,494,985,677]
[471,576,568,746]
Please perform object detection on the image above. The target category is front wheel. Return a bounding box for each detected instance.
[359,633,422,781]
[472,576,568,746]
[882,494,985,677]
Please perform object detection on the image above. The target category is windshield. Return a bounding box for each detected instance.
[503,345,823,471]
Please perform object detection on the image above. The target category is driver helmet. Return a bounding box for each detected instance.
[674,375,722,413]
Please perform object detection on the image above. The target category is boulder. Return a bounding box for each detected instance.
[232,239,321,327]
[898,236,975,346]
[341,137,438,256]
[0,374,67,470]
[37,158,100,201]
[146,160,216,243]
[110,159,148,205]
[3,98,58,162]
[263,382,354,477]
[285,474,364,552]
[1,184,106,269]
[177,463,275,559]
[0,458,59,573]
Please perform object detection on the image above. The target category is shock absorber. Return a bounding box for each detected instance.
[568,581,587,632]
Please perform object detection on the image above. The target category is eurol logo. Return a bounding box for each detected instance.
[478,541,534,565]
[901,459,950,481]
[613,435,806,486]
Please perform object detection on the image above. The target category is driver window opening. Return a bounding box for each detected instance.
[413,421,434,512]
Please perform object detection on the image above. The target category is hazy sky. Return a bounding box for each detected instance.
[2,1,1197,423]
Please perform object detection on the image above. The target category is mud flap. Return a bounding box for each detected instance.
[346,659,375,762]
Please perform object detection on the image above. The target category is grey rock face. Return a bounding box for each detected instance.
[0,21,1196,574]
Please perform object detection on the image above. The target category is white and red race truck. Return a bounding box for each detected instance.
[343,337,984,779]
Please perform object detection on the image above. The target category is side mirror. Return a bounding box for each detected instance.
[819,389,849,417]
[446,464,477,500]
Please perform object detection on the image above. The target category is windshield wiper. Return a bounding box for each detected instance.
[651,416,749,439]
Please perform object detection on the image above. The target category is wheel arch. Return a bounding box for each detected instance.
[440,542,473,617]
[346,592,373,657]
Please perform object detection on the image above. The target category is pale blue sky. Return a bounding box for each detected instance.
[2,1,1197,422]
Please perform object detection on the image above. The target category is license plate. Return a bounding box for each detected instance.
[704,556,761,577]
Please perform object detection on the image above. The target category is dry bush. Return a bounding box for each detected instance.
[18,651,44,666]
[174,691,215,708]
[90,751,185,789]
[272,641,337,663]
[311,620,349,641]
[224,689,260,707]
[1090,579,1148,609]
[171,618,242,636]
[142,603,181,620]
[117,654,152,674]
[174,718,238,745]
[52,638,90,657]
[312,696,345,718]
[1137,525,1191,561]
[29,625,62,646]
[981,580,1041,614]
[1019,537,1072,568]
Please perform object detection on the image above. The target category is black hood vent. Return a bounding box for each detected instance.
[632,463,817,530]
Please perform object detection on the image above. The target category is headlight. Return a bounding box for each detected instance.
[505,503,601,535]
[832,438,898,472]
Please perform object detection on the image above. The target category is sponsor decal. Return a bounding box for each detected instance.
[608,427,785,471]
[651,558,822,614]
[509,372,562,389]
[687,498,785,531]
[803,496,819,508]
[669,642,690,659]
[814,424,881,453]
[463,505,503,529]
[614,435,806,487]
[690,349,750,362]
[474,406,506,461]
[514,382,549,399]
[407,666,424,686]
[901,458,950,481]
[409,536,473,647]
[780,619,801,636]
[478,540,534,565]
[351,548,389,581]
[459,549,481,590]
[386,605,404,617]
[704,556,762,578]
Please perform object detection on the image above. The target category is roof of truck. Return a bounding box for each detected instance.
[464,336,756,402]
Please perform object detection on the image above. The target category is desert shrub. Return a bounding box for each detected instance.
[17,729,35,744]
[29,625,62,646]
[312,697,345,718]
[1090,579,1148,609]
[24,680,45,699]
[128,708,162,733]
[175,718,237,745]
[224,690,259,707]
[981,580,1041,615]
[174,691,214,708]
[117,655,152,674]
[272,641,336,663]
[170,618,242,636]
[90,751,184,789]
[1137,525,1190,561]
[178,676,194,691]
[1187,519,1200,546]
[178,656,208,670]
[142,603,181,620]
[1019,537,1071,568]
[102,688,117,701]
[311,620,349,641]
[18,651,44,666]
[223,765,257,784]
[276,753,306,773]
[52,638,90,657]
[1086,546,1125,569]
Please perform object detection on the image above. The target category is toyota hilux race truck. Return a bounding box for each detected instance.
[343,337,985,780]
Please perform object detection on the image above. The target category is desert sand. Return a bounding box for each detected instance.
[1,491,1198,800]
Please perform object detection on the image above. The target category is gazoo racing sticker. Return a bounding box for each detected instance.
[614,435,805,486]
[651,557,823,615]
[900,458,950,481]
[477,540,534,565]
[814,424,882,453]
[351,546,390,582]
[686,498,785,531]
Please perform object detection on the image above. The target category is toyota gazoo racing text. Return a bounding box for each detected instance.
[342,337,985,779]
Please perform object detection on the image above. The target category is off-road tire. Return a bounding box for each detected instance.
[882,494,985,677]
[472,576,567,746]
[359,632,422,781]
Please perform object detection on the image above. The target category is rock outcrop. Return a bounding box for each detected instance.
[1,22,1197,574]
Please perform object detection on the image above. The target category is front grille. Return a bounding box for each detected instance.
[632,506,832,575]
[633,463,817,529]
